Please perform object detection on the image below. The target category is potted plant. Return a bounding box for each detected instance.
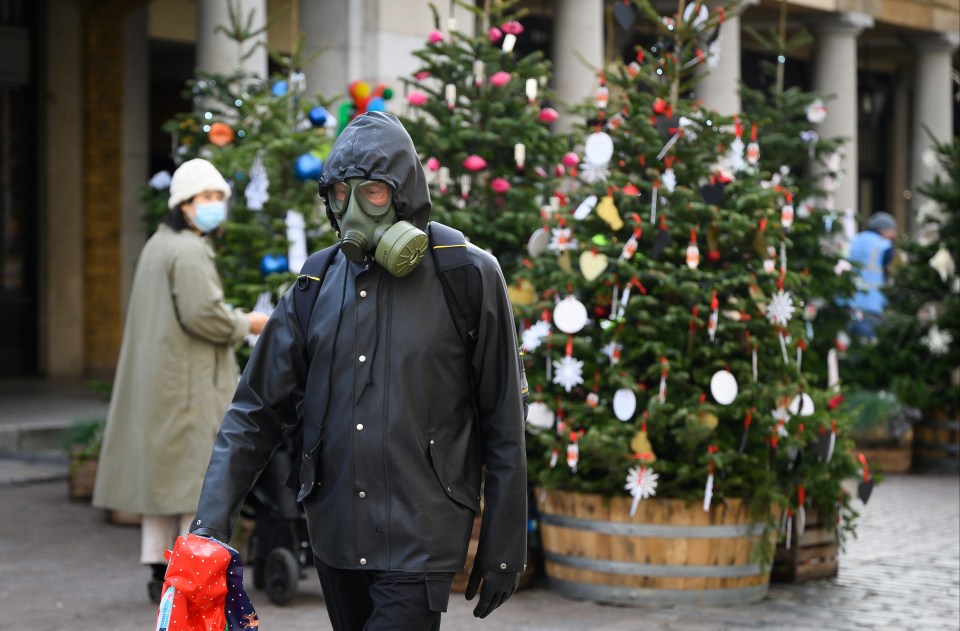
[65,416,105,501]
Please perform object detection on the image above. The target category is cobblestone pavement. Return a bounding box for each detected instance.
[0,472,956,631]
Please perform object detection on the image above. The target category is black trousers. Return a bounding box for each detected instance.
[314,556,456,631]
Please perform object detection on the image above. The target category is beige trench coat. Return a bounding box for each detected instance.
[93,224,249,516]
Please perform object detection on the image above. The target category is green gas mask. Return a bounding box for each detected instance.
[329,178,428,278]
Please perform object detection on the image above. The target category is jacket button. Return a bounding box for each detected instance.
[500,563,507,570]
[360,290,367,298]
[429,440,435,445]
[360,558,367,565]
[356,424,364,431]
[359,491,366,498]
[359,355,367,363]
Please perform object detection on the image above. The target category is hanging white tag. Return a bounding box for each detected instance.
[702,473,714,512]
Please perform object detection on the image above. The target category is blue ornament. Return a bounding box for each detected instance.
[294,152,323,181]
[308,106,329,127]
[271,80,288,97]
[366,96,387,113]
[260,253,289,276]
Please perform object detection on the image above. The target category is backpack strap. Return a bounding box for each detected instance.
[428,222,482,351]
[294,243,341,341]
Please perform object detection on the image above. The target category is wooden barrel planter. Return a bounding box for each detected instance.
[537,488,772,606]
[771,507,838,583]
[912,418,960,473]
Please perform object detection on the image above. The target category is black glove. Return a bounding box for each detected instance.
[464,567,520,619]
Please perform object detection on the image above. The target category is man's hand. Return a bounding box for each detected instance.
[464,567,520,619]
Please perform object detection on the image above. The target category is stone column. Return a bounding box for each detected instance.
[810,13,873,217]
[300,0,358,102]
[553,0,604,133]
[197,0,268,77]
[909,32,959,236]
[695,2,754,117]
[121,5,148,319]
[42,0,85,376]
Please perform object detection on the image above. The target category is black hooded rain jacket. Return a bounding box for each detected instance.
[192,112,528,576]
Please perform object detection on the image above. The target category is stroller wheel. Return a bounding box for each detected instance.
[264,548,300,606]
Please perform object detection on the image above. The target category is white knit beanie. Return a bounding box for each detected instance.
[168,158,232,210]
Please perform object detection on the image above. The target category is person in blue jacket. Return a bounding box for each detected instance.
[847,211,898,339]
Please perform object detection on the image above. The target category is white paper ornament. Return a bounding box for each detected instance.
[583,131,614,165]
[527,227,550,258]
[806,99,827,123]
[929,244,956,283]
[573,195,598,220]
[710,370,739,405]
[526,401,555,431]
[285,210,308,273]
[246,291,274,346]
[682,2,709,26]
[553,297,589,334]
[612,388,637,421]
[788,393,815,417]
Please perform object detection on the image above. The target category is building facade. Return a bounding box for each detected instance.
[1,0,956,378]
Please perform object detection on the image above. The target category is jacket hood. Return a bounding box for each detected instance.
[318,112,431,231]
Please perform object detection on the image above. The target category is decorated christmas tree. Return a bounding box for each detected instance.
[739,26,856,390]
[400,0,568,278]
[859,139,960,414]
[516,0,862,563]
[140,16,337,364]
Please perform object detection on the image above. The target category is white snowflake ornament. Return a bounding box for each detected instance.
[766,290,796,326]
[245,153,270,211]
[625,465,659,518]
[521,320,552,352]
[921,325,953,356]
[552,355,585,392]
[579,161,610,184]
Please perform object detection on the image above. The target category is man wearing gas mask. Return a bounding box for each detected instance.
[186,112,528,630]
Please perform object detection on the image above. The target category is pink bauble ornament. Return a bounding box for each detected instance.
[555,164,566,177]
[490,177,511,193]
[539,107,559,123]
[463,155,487,171]
[426,157,440,172]
[501,20,524,35]
[490,71,511,87]
[488,26,503,42]
[562,152,580,167]
[428,30,444,44]
[407,90,428,107]
[414,70,431,81]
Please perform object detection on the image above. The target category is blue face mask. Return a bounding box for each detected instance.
[193,201,226,232]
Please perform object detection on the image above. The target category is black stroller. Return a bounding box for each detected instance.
[241,438,313,606]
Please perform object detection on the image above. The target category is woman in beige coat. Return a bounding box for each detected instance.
[92,159,267,601]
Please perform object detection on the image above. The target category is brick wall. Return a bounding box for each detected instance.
[81,0,145,374]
